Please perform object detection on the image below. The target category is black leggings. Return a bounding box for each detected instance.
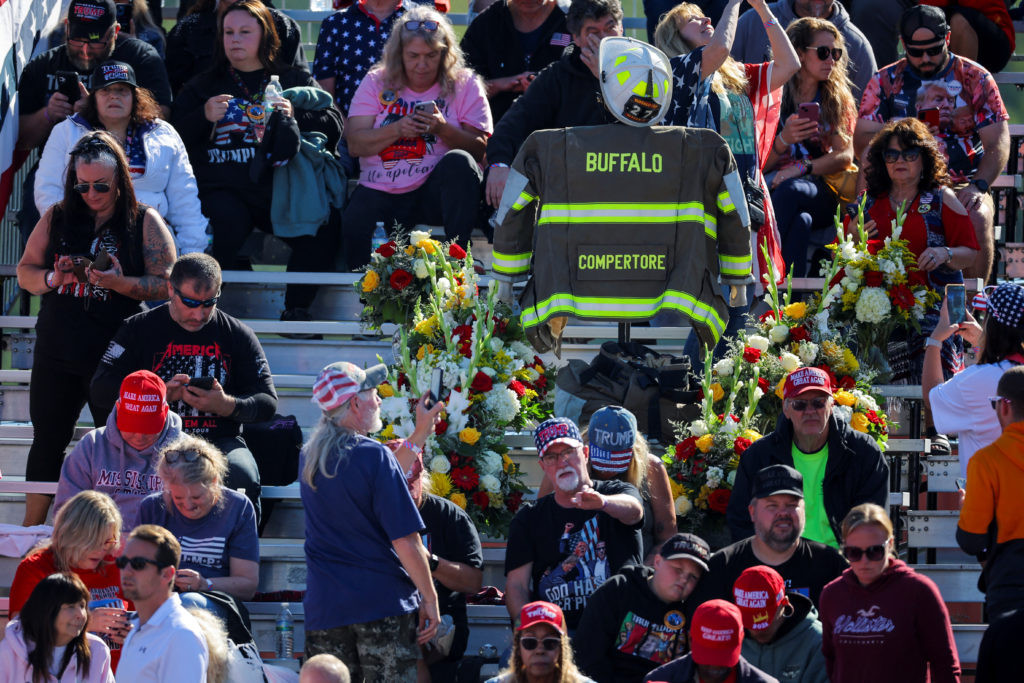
[26,356,111,482]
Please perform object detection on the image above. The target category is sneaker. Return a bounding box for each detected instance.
[280,308,322,340]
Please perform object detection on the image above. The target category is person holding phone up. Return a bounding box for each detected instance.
[763,17,857,278]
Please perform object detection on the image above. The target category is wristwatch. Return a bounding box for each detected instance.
[971,178,990,193]
[429,553,440,572]
[944,246,953,263]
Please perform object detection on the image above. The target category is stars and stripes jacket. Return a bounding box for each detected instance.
[492,125,753,352]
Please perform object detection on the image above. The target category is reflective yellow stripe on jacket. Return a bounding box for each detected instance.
[492,249,533,275]
[537,202,722,239]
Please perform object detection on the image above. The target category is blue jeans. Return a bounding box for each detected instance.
[772,174,837,278]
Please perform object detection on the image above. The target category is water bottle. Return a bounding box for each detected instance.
[264,75,284,112]
[371,221,388,251]
[275,603,294,659]
[310,0,333,10]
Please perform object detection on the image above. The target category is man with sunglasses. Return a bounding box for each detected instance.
[957,365,1024,621]
[726,367,889,549]
[116,524,209,682]
[15,0,172,244]
[856,4,1009,283]
[91,253,276,524]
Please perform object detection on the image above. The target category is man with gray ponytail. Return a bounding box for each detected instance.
[300,361,445,682]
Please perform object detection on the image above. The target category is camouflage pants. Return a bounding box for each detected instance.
[306,611,419,682]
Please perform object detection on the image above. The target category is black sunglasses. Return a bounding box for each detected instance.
[842,544,887,562]
[115,555,162,571]
[883,147,921,164]
[989,396,1011,411]
[810,46,843,62]
[74,181,112,194]
[68,36,112,49]
[789,397,829,412]
[404,20,439,31]
[165,449,201,464]
[521,637,561,652]
[173,286,220,309]
[905,44,945,58]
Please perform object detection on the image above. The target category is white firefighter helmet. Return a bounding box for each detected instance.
[598,36,672,127]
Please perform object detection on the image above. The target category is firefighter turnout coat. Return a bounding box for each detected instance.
[492,124,753,353]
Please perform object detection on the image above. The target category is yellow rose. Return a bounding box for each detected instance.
[417,239,437,255]
[742,429,762,441]
[710,383,725,402]
[378,383,395,398]
[459,427,481,445]
[695,434,714,453]
[851,412,869,432]
[449,492,467,509]
[429,471,453,497]
[834,390,856,407]
[784,301,807,319]
[503,453,515,472]
[405,246,416,256]
[361,270,380,292]
[775,378,787,399]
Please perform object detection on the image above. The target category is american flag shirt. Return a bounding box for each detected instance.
[313,1,407,115]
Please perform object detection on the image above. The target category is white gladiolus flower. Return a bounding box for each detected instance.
[754,387,764,400]
[410,230,431,245]
[714,358,735,377]
[429,456,451,474]
[846,266,862,280]
[480,474,502,493]
[815,311,830,335]
[780,352,801,373]
[414,259,429,279]
[380,397,412,423]
[798,342,818,366]
[840,241,857,260]
[727,470,737,486]
[769,324,789,343]
[878,259,898,274]
[854,287,891,323]
[841,276,860,293]
[747,335,770,351]
[436,277,452,292]
[689,420,709,437]
[445,390,472,432]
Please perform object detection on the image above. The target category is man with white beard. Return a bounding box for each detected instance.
[505,417,644,634]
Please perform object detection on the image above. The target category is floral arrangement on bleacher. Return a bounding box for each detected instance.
[368,237,556,537]
[354,228,472,330]
[818,201,941,379]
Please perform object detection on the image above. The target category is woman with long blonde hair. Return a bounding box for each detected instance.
[764,16,857,278]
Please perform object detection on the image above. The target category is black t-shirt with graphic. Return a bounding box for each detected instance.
[419,493,484,663]
[90,304,277,440]
[693,537,848,608]
[505,479,644,628]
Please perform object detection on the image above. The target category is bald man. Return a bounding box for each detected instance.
[300,654,351,683]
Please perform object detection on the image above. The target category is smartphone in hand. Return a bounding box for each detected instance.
[71,255,92,283]
[415,101,436,115]
[426,368,443,408]
[797,102,820,125]
[91,249,113,272]
[115,2,134,32]
[946,283,966,325]
[188,376,216,390]
[56,71,82,104]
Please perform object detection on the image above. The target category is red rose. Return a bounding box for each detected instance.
[472,491,490,508]
[708,488,731,514]
[453,324,474,358]
[866,239,884,255]
[375,240,397,258]
[789,326,810,342]
[434,419,448,436]
[907,269,928,287]
[508,380,527,397]
[675,437,697,462]
[389,269,413,290]
[838,375,856,390]
[470,371,493,393]
[757,377,770,392]
[758,310,777,324]
[742,346,762,363]
[734,437,752,455]
[889,283,916,311]
[506,491,524,513]
[449,243,467,259]
[451,466,479,490]
[864,270,884,288]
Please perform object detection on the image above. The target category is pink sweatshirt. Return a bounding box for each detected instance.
[0,620,114,683]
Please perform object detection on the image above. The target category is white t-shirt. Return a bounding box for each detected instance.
[116,593,208,682]
[929,360,1016,478]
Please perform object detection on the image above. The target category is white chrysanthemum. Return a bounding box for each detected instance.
[747,335,770,352]
[769,324,789,343]
[780,352,801,373]
[480,474,502,493]
[798,341,819,366]
[706,466,724,488]
[854,392,879,412]
[429,456,451,474]
[840,241,858,260]
[675,496,693,516]
[414,259,429,279]
[485,388,520,423]
[832,404,853,423]
[478,451,503,475]
[410,230,431,245]
[510,342,535,363]
[714,358,735,377]
[689,420,709,437]
[446,390,472,433]
[854,287,891,324]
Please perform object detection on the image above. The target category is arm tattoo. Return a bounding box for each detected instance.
[128,211,175,300]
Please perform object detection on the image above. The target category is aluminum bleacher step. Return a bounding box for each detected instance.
[912,564,984,604]
[925,456,962,493]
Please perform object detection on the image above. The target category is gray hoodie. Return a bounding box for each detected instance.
[54,410,183,531]
[730,0,877,101]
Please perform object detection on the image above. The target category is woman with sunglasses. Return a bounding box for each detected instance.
[9,492,133,671]
[763,17,857,278]
[486,601,595,683]
[16,130,176,527]
[342,5,492,270]
[138,434,259,602]
[819,503,960,682]
[851,117,979,454]
[35,60,208,256]
[0,572,115,683]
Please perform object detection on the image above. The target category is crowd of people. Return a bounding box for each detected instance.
[5,0,1022,680]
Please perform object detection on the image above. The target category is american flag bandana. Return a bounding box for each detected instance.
[312,361,388,412]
